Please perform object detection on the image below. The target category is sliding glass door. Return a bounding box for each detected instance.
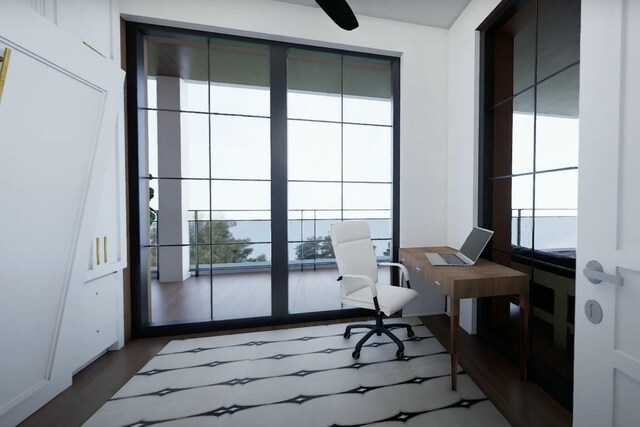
[286,49,394,314]
[127,23,399,336]
[142,35,272,325]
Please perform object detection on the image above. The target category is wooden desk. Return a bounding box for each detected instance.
[400,246,529,391]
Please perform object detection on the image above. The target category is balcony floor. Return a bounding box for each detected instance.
[150,266,391,324]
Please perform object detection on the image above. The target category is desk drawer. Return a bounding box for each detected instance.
[77,272,118,314]
[403,269,446,316]
[69,297,118,373]
[399,249,417,271]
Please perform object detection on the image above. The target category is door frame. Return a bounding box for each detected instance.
[124,21,401,338]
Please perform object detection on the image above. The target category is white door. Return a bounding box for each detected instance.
[573,0,640,425]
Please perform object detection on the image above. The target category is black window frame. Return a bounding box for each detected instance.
[125,21,401,338]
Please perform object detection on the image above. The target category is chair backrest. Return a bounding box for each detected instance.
[330,221,379,296]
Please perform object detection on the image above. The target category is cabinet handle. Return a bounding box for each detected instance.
[103,235,108,264]
[0,48,11,103]
[435,280,442,286]
[95,237,100,266]
[415,267,422,272]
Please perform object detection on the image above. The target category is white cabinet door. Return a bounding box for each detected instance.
[0,2,123,425]
[573,0,640,425]
[86,114,126,280]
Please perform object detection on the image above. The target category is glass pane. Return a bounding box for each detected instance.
[537,0,581,82]
[208,242,270,267]
[343,56,392,125]
[343,125,392,182]
[149,246,212,324]
[146,177,159,247]
[512,0,536,95]
[288,48,341,121]
[211,210,270,221]
[211,180,270,211]
[288,265,344,313]
[343,209,390,220]
[289,234,334,263]
[288,210,341,243]
[146,110,158,177]
[181,80,209,113]
[492,0,536,104]
[149,246,158,277]
[512,89,535,175]
[211,116,270,180]
[185,180,211,212]
[491,88,534,177]
[148,111,209,179]
[288,121,341,181]
[534,170,578,252]
[209,219,271,244]
[153,179,210,245]
[189,243,208,272]
[288,182,341,211]
[145,36,209,112]
[211,252,272,321]
[189,216,211,246]
[146,77,157,110]
[368,219,392,240]
[373,239,392,259]
[209,38,270,116]
[343,183,391,210]
[491,179,513,259]
[492,176,534,254]
[181,114,210,178]
[536,65,579,171]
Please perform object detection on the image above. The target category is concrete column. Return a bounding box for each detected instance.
[156,76,190,282]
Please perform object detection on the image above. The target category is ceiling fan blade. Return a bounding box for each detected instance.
[315,0,359,31]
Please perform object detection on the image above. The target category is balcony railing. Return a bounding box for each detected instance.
[512,208,577,252]
[149,209,392,278]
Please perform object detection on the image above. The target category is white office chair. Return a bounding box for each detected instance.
[330,221,418,359]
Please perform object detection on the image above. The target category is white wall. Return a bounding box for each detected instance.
[118,0,450,248]
[446,0,500,333]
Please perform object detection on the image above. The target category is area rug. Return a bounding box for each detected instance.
[84,318,508,427]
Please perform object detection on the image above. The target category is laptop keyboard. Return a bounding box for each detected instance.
[440,253,467,265]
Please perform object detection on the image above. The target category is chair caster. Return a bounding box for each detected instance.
[352,350,360,359]
[343,331,351,339]
[396,349,404,359]
[407,329,415,338]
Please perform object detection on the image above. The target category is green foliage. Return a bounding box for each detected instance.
[295,235,335,260]
[149,175,157,226]
[149,219,266,269]
[189,220,266,265]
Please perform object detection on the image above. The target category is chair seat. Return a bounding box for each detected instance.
[343,285,418,317]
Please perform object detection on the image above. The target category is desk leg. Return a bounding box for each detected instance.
[519,292,529,382]
[450,298,460,391]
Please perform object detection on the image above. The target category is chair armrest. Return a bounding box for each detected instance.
[338,274,377,298]
[379,262,411,288]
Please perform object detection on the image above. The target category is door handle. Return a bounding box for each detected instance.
[583,260,623,286]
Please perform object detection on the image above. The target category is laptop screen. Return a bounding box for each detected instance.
[459,227,494,262]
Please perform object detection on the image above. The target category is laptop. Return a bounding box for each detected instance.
[425,227,494,266]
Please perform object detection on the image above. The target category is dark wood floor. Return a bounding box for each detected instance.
[21,315,572,427]
[421,315,572,427]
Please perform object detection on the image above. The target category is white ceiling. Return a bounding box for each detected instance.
[274,0,472,29]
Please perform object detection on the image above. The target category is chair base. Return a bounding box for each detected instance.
[344,314,415,359]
